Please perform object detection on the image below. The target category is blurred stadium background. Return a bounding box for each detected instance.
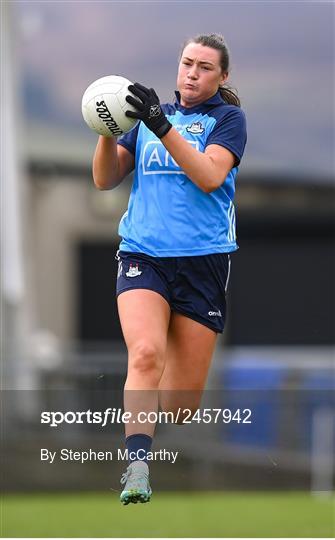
[1,1,334,537]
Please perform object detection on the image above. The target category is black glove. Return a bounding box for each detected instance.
[125,82,172,139]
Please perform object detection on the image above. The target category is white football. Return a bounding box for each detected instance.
[81,75,139,137]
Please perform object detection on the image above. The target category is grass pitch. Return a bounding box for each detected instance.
[1,491,334,537]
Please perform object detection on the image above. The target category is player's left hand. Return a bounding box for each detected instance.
[126,82,172,139]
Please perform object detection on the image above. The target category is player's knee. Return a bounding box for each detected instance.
[129,341,164,377]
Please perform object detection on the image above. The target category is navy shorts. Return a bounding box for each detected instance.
[115,250,231,333]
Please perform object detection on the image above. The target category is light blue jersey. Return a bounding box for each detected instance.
[117,91,247,257]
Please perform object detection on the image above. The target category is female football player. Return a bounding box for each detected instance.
[93,33,247,504]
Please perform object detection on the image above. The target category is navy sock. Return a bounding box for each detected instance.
[125,433,152,464]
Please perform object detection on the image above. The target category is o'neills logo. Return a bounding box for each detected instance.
[95,100,123,136]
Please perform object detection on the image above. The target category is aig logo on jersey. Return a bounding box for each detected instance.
[142,140,199,175]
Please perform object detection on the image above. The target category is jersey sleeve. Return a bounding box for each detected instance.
[117,122,140,155]
[205,107,247,166]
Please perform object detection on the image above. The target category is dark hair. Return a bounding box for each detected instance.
[180,33,241,107]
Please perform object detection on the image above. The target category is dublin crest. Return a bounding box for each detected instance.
[126,263,142,277]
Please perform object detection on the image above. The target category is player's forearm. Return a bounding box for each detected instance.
[161,128,224,193]
[92,136,122,190]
